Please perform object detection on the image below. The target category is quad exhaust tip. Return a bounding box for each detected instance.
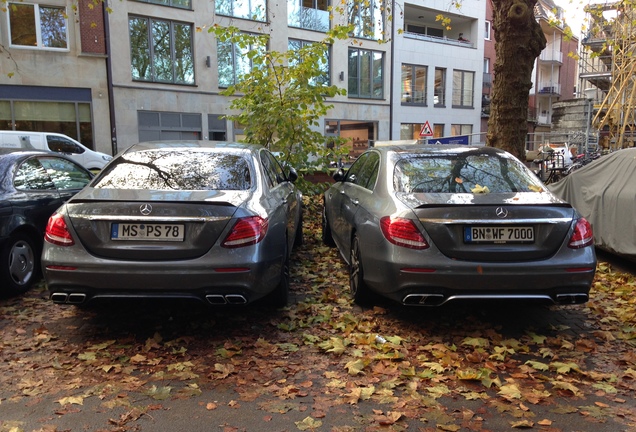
[205,294,248,305]
[50,293,87,304]
[403,293,589,306]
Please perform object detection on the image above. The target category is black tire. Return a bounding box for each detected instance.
[349,235,373,305]
[0,232,39,296]
[321,205,336,247]
[293,210,303,248]
[267,248,289,308]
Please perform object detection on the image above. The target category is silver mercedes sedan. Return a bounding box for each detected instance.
[322,144,596,307]
[42,141,303,307]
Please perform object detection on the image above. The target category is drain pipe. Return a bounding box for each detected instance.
[103,0,117,156]
[388,0,396,139]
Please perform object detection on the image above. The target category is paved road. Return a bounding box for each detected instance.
[0,243,634,432]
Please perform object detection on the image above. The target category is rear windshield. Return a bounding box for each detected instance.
[394,153,544,194]
[92,150,252,190]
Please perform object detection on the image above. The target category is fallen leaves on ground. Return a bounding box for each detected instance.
[0,195,635,431]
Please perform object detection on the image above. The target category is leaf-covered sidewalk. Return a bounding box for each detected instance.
[0,195,635,431]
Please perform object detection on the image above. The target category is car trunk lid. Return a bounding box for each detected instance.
[65,188,250,260]
[401,192,575,261]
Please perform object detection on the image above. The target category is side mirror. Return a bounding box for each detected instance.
[333,168,346,182]
[287,167,298,183]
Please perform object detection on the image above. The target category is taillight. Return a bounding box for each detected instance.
[45,213,75,246]
[222,216,268,248]
[568,218,594,249]
[380,216,429,250]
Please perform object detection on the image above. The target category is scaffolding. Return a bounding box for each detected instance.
[581,1,636,149]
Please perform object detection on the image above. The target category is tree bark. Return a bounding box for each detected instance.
[487,0,546,160]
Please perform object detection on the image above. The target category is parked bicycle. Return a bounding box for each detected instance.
[564,149,602,175]
[531,148,568,184]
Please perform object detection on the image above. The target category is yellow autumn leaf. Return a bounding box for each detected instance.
[295,416,323,430]
[525,360,550,371]
[498,384,522,400]
[552,381,582,397]
[511,419,534,428]
[214,363,235,379]
[529,184,544,192]
[58,396,84,406]
[461,337,489,348]
[345,359,368,375]
[471,184,490,194]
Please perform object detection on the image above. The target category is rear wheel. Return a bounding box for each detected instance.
[349,235,373,305]
[293,211,303,248]
[0,232,39,296]
[267,248,289,308]
[321,205,336,247]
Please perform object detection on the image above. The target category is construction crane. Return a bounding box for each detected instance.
[582,0,636,149]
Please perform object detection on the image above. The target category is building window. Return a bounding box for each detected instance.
[133,0,191,9]
[208,115,227,141]
[215,0,266,22]
[138,111,201,141]
[401,64,427,105]
[349,0,384,40]
[434,68,446,107]
[433,124,444,138]
[452,70,475,108]
[288,39,331,85]
[348,48,384,99]
[405,24,443,38]
[129,16,194,85]
[451,124,473,140]
[8,2,68,50]
[485,21,491,40]
[288,0,329,31]
[217,36,265,88]
[400,124,425,140]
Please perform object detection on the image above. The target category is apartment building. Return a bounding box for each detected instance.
[1,0,487,156]
[529,0,579,135]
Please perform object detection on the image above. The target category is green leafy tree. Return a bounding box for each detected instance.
[209,25,351,184]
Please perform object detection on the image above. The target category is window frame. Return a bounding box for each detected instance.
[287,0,330,31]
[215,0,267,22]
[217,34,266,88]
[129,15,195,85]
[485,20,491,40]
[348,0,384,40]
[7,2,69,51]
[288,38,331,86]
[452,70,475,108]
[348,47,385,100]
[132,0,192,9]
[434,68,446,107]
[401,64,427,106]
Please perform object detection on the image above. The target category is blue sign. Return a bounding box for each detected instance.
[430,136,469,145]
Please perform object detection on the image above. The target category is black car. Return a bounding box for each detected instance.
[0,148,93,295]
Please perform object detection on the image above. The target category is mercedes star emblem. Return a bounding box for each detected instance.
[139,203,152,216]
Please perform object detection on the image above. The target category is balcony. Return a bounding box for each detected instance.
[537,83,561,96]
[539,50,563,64]
[402,4,475,48]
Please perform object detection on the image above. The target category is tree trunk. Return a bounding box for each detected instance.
[487,0,546,160]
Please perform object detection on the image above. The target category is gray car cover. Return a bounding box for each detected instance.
[548,148,636,260]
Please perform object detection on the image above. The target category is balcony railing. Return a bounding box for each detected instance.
[403,31,475,48]
[537,83,561,95]
[539,50,563,63]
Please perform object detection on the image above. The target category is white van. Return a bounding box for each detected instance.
[0,130,112,170]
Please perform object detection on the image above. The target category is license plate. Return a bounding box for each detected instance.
[111,223,185,241]
[464,226,534,243]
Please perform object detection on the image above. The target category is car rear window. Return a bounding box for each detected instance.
[92,150,252,191]
[394,153,545,193]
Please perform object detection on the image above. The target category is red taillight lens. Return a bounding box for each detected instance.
[380,216,429,250]
[568,217,594,249]
[222,216,269,248]
[44,213,75,246]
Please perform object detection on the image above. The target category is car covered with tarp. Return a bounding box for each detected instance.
[548,148,636,260]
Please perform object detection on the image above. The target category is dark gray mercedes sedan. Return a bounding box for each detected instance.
[42,141,302,307]
[322,144,596,307]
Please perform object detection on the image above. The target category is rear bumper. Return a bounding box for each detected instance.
[361,246,597,306]
[43,251,284,305]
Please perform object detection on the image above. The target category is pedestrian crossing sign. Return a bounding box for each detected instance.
[419,121,433,137]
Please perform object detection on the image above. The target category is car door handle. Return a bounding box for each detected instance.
[352,199,359,205]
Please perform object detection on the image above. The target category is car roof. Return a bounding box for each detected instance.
[370,144,507,156]
[123,140,264,153]
[0,148,54,158]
